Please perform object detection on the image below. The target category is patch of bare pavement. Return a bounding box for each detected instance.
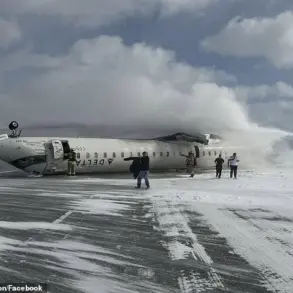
[0,176,279,292]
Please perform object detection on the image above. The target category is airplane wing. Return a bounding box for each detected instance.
[154,132,209,145]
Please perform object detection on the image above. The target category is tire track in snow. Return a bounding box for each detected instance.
[197,205,293,293]
[150,197,224,292]
[233,209,293,264]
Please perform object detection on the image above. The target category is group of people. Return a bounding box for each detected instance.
[65,147,151,188]
[214,152,239,179]
[127,150,239,188]
[181,150,239,179]
[66,147,239,186]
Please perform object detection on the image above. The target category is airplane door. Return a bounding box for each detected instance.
[51,139,64,159]
[44,140,65,173]
[194,146,200,158]
[194,145,200,167]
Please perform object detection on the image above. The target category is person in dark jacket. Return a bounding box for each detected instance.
[136,151,150,189]
[124,156,141,179]
[214,154,224,178]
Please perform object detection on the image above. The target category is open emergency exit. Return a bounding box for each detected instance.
[194,146,200,158]
[43,139,71,173]
[46,139,71,161]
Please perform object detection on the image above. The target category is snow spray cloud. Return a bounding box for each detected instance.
[1,36,291,167]
[0,37,252,132]
[218,126,293,170]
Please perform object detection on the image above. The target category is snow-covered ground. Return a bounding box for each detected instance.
[0,169,292,292]
[148,170,293,293]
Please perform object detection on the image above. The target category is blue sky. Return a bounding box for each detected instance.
[0,0,293,134]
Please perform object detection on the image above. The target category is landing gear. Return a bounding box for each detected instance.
[8,121,22,138]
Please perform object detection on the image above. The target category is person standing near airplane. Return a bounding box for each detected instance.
[180,151,197,177]
[228,152,239,179]
[123,156,141,179]
[214,154,224,178]
[136,151,150,189]
[67,148,77,176]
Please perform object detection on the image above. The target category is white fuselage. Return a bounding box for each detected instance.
[0,134,240,175]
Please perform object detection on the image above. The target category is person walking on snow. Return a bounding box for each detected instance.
[214,154,224,178]
[136,151,150,189]
[180,151,197,177]
[228,152,239,179]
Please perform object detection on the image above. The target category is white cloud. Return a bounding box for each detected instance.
[0,0,291,157]
[233,81,293,131]
[236,81,293,102]
[2,35,293,135]
[0,0,216,28]
[248,100,293,131]
[0,35,252,135]
[0,47,61,71]
[159,0,217,16]
[0,17,21,48]
[200,11,293,69]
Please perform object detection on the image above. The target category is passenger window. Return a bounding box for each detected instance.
[166,152,169,157]
[153,152,156,157]
[77,153,80,159]
[94,152,98,158]
[86,152,90,159]
[113,152,116,158]
[208,151,211,156]
[104,152,107,158]
[121,152,124,158]
[137,152,140,156]
[202,151,205,156]
[160,152,163,156]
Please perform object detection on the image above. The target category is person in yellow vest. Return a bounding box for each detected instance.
[180,151,197,177]
[67,149,77,176]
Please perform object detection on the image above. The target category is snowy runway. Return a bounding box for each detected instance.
[0,170,292,292]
